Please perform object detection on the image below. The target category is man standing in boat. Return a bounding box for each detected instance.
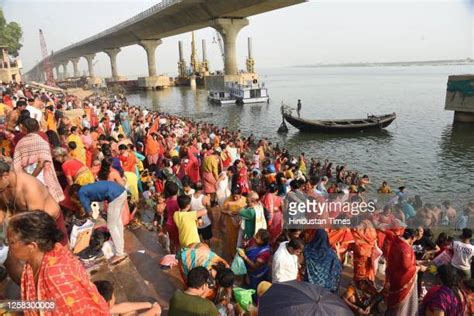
[297,99,302,117]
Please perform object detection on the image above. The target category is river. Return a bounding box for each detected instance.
[126,65,474,205]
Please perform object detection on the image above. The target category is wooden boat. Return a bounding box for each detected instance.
[281,106,396,133]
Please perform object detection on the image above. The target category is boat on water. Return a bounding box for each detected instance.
[226,80,269,104]
[207,79,269,105]
[280,105,396,133]
[207,90,236,105]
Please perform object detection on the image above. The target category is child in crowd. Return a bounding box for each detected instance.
[94,280,162,315]
[153,193,170,253]
[174,195,207,248]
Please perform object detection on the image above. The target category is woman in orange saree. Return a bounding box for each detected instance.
[351,219,378,282]
[222,188,247,260]
[8,211,108,316]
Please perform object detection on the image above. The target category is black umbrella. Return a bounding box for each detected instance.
[259,281,354,316]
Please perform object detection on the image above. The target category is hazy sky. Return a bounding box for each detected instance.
[1,0,473,78]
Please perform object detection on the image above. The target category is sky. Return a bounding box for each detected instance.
[1,0,473,78]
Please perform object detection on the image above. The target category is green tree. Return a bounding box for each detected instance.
[0,8,23,57]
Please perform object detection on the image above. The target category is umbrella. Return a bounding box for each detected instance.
[258,280,354,316]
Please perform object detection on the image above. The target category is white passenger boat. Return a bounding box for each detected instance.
[226,79,269,104]
[207,90,236,105]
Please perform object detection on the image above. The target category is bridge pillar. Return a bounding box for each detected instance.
[104,48,122,81]
[211,18,249,75]
[139,39,162,77]
[70,57,80,77]
[61,61,69,79]
[84,53,96,77]
[54,64,61,80]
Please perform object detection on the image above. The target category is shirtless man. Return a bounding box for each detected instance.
[416,205,436,228]
[0,160,66,283]
[442,201,457,225]
[5,100,26,131]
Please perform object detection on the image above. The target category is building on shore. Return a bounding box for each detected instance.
[0,46,22,83]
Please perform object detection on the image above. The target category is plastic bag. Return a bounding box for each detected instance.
[432,250,453,267]
[233,287,255,312]
[231,254,247,276]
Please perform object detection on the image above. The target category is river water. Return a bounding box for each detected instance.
[126,65,474,204]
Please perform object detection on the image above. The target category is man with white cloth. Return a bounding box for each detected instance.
[272,238,304,282]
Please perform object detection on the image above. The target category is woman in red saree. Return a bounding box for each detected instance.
[235,159,249,195]
[261,183,283,243]
[8,211,108,316]
[385,228,419,316]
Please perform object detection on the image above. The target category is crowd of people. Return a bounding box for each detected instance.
[0,80,473,315]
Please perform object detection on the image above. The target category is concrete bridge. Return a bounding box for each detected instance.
[25,0,305,88]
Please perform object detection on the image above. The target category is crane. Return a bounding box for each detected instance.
[213,31,225,68]
[39,29,55,86]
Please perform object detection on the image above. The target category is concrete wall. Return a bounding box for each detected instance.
[445,75,474,123]
[445,75,474,112]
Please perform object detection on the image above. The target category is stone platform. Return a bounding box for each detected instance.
[445,75,474,123]
[138,76,173,90]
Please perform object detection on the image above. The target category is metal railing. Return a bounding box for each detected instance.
[26,0,180,76]
[54,0,180,57]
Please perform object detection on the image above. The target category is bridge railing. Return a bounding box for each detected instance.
[54,0,180,58]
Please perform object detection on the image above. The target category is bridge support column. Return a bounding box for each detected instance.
[61,61,69,79]
[70,57,80,77]
[84,53,96,77]
[54,64,61,80]
[138,39,170,90]
[104,48,122,81]
[139,39,162,77]
[211,18,249,75]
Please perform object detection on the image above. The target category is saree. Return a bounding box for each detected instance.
[304,229,342,293]
[385,236,418,316]
[120,112,131,137]
[81,134,93,168]
[67,134,86,165]
[420,285,465,316]
[351,220,378,282]
[74,168,95,186]
[237,166,250,195]
[262,192,283,243]
[124,171,139,202]
[223,196,247,259]
[21,243,108,316]
[202,155,218,194]
[13,133,65,203]
[328,228,354,254]
[245,242,271,290]
[45,111,57,132]
[178,243,228,278]
[202,171,217,194]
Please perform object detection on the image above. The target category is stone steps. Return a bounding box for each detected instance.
[89,226,186,315]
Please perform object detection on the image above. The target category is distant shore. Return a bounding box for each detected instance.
[296,58,474,68]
